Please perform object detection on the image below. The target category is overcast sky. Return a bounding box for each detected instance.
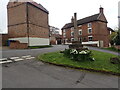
[0,0,119,33]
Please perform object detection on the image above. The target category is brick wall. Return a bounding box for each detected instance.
[7,1,49,48]
[7,3,26,26]
[62,21,110,47]
[10,41,28,49]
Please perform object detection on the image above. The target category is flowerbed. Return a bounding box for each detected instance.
[63,49,95,61]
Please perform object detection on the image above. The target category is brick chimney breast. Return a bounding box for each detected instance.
[100,7,104,13]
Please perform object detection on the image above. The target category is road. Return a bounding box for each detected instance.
[1,45,119,88]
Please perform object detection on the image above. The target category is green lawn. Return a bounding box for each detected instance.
[29,45,53,49]
[38,50,120,75]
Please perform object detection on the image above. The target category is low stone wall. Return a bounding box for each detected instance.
[114,45,120,50]
[10,41,28,49]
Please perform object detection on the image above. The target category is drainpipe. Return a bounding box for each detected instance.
[26,2,29,48]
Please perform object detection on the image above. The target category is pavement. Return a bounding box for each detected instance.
[88,46,119,56]
[1,45,120,88]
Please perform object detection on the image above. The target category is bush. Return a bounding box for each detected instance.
[110,57,120,64]
[63,49,94,61]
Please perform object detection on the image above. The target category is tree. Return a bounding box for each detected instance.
[114,30,120,45]
[109,32,117,46]
[109,29,120,46]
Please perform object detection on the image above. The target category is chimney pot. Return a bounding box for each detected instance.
[100,7,104,13]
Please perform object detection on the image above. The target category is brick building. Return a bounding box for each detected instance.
[62,7,113,47]
[50,26,62,45]
[0,34,8,46]
[7,0,49,49]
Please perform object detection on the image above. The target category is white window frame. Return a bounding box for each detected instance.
[71,38,74,42]
[88,23,92,28]
[78,25,82,27]
[71,27,74,30]
[79,29,82,35]
[71,31,74,36]
[88,36,93,41]
[88,28,92,34]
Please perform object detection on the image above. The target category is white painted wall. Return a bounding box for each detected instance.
[9,37,50,46]
[82,41,99,47]
[29,37,49,46]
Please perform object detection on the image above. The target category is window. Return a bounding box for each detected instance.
[63,29,66,33]
[71,31,74,36]
[71,27,74,30]
[88,36,93,41]
[78,25,82,27]
[71,38,74,41]
[79,37,82,43]
[88,28,92,34]
[79,29,82,35]
[88,23,92,28]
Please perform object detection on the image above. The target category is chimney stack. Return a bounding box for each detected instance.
[99,6,104,13]
[71,16,74,23]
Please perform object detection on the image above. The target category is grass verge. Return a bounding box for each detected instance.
[101,47,120,53]
[29,45,53,49]
[38,50,120,76]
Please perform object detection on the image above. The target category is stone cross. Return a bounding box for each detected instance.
[73,13,78,42]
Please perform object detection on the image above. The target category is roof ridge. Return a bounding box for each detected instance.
[78,13,99,21]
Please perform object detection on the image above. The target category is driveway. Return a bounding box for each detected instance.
[1,45,119,88]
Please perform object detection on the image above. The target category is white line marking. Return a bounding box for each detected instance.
[22,55,31,58]
[25,57,35,60]
[10,57,20,60]
[0,60,12,64]
[0,58,7,61]
[14,59,24,62]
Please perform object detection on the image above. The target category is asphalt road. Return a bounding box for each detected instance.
[1,45,119,88]
[2,45,69,58]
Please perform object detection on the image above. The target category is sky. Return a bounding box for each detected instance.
[0,0,120,33]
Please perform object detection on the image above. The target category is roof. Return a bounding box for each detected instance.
[8,0,49,14]
[107,27,115,32]
[62,13,107,30]
[28,2,49,14]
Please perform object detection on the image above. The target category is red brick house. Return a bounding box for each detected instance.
[49,26,62,45]
[7,0,49,49]
[62,7,113,47]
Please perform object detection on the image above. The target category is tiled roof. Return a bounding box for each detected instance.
[62,13,107,30]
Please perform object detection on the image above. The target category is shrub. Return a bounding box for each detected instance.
[110,57,120,64]
[63,49,94,61]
